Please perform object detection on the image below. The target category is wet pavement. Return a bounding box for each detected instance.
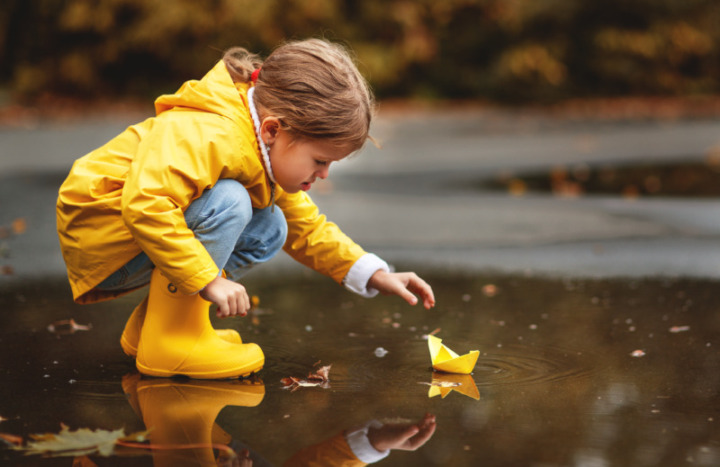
[1,108,720,465]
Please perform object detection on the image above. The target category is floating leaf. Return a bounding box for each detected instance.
[281,364,332,391]
[15,425,131,457]
[47,319,92,335]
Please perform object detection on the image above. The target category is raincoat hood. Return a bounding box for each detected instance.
[154,60,251,126]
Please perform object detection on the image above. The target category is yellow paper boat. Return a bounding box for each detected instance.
[427,373,480,400]
[428,335,479,374]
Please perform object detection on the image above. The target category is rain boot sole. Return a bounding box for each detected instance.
[120,334,137,357]
[136,359,264,380]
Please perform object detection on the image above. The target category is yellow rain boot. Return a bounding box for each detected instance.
[135,268,264,379]
[120,296,242,357]
[135,378,264,467]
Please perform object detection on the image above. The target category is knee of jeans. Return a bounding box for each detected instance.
[193,180,252,231]
[214,179,252,211]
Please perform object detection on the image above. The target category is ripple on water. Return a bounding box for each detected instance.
[474,344,596,387]
[258,337,596,393]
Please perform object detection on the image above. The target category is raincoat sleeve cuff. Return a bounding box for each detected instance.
[343,253,390,298]
[345,420,390,463]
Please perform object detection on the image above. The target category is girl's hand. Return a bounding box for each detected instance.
[367,270,436,309]
[200,276,251,318]
[367,413,437,452]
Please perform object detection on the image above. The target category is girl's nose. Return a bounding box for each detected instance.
[317,165,330,179]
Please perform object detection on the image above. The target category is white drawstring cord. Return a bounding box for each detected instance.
[247,87,278,186]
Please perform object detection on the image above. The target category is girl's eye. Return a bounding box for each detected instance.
[315,160,328,166]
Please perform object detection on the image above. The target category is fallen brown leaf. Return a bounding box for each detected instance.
[281,364,332,391]
[47,319,92,335]
[11,218,26,235]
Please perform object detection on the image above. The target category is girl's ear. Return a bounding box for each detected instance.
[260,117,281,146]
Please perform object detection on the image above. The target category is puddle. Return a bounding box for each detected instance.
[1,274,719,465]
[484,160,720,198]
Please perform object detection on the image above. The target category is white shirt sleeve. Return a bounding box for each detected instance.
[345,420,390,463]
[343,253,390,298]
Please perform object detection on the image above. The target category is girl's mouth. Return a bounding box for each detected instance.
[301,182,312,191]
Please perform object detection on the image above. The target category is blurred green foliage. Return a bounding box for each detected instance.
[1,0,719,103]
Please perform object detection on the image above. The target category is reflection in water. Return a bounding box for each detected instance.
[122,373,266,466]
[424,373,480,400]
[120,374,436,466]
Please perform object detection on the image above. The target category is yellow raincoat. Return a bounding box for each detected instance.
[57,60,367,304]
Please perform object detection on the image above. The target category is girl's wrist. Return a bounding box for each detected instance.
[343,253,389,297]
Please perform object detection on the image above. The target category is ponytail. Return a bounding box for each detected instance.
[222,47,263,83]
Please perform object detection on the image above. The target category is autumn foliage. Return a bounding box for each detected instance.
[1,0,719,104]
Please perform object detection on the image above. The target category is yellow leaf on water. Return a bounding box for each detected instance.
[16,425,127,457]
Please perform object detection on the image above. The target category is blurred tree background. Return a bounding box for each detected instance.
[1,0,719,105]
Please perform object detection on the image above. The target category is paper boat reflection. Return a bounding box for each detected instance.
[427,335,479,374]
[426,373,480,400]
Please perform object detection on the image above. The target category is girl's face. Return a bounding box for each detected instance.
[265,123,351,194]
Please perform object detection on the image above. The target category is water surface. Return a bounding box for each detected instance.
[0,273,719,466]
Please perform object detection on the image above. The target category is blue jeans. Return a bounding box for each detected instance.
[96,180,287,291]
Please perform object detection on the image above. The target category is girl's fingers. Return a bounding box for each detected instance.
[240,294,249,316]
[405,276,435,308]
[403,291,419,306]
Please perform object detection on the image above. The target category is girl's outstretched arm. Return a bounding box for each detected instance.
[367,270,436,309]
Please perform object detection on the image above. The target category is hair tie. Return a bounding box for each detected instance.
[251,68,261,84]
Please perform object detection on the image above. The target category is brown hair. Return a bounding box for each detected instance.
[223,39,374,152]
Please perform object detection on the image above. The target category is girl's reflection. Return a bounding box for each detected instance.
[121,373,436,466]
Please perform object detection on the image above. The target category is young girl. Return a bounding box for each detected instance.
[56,39,435,379]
